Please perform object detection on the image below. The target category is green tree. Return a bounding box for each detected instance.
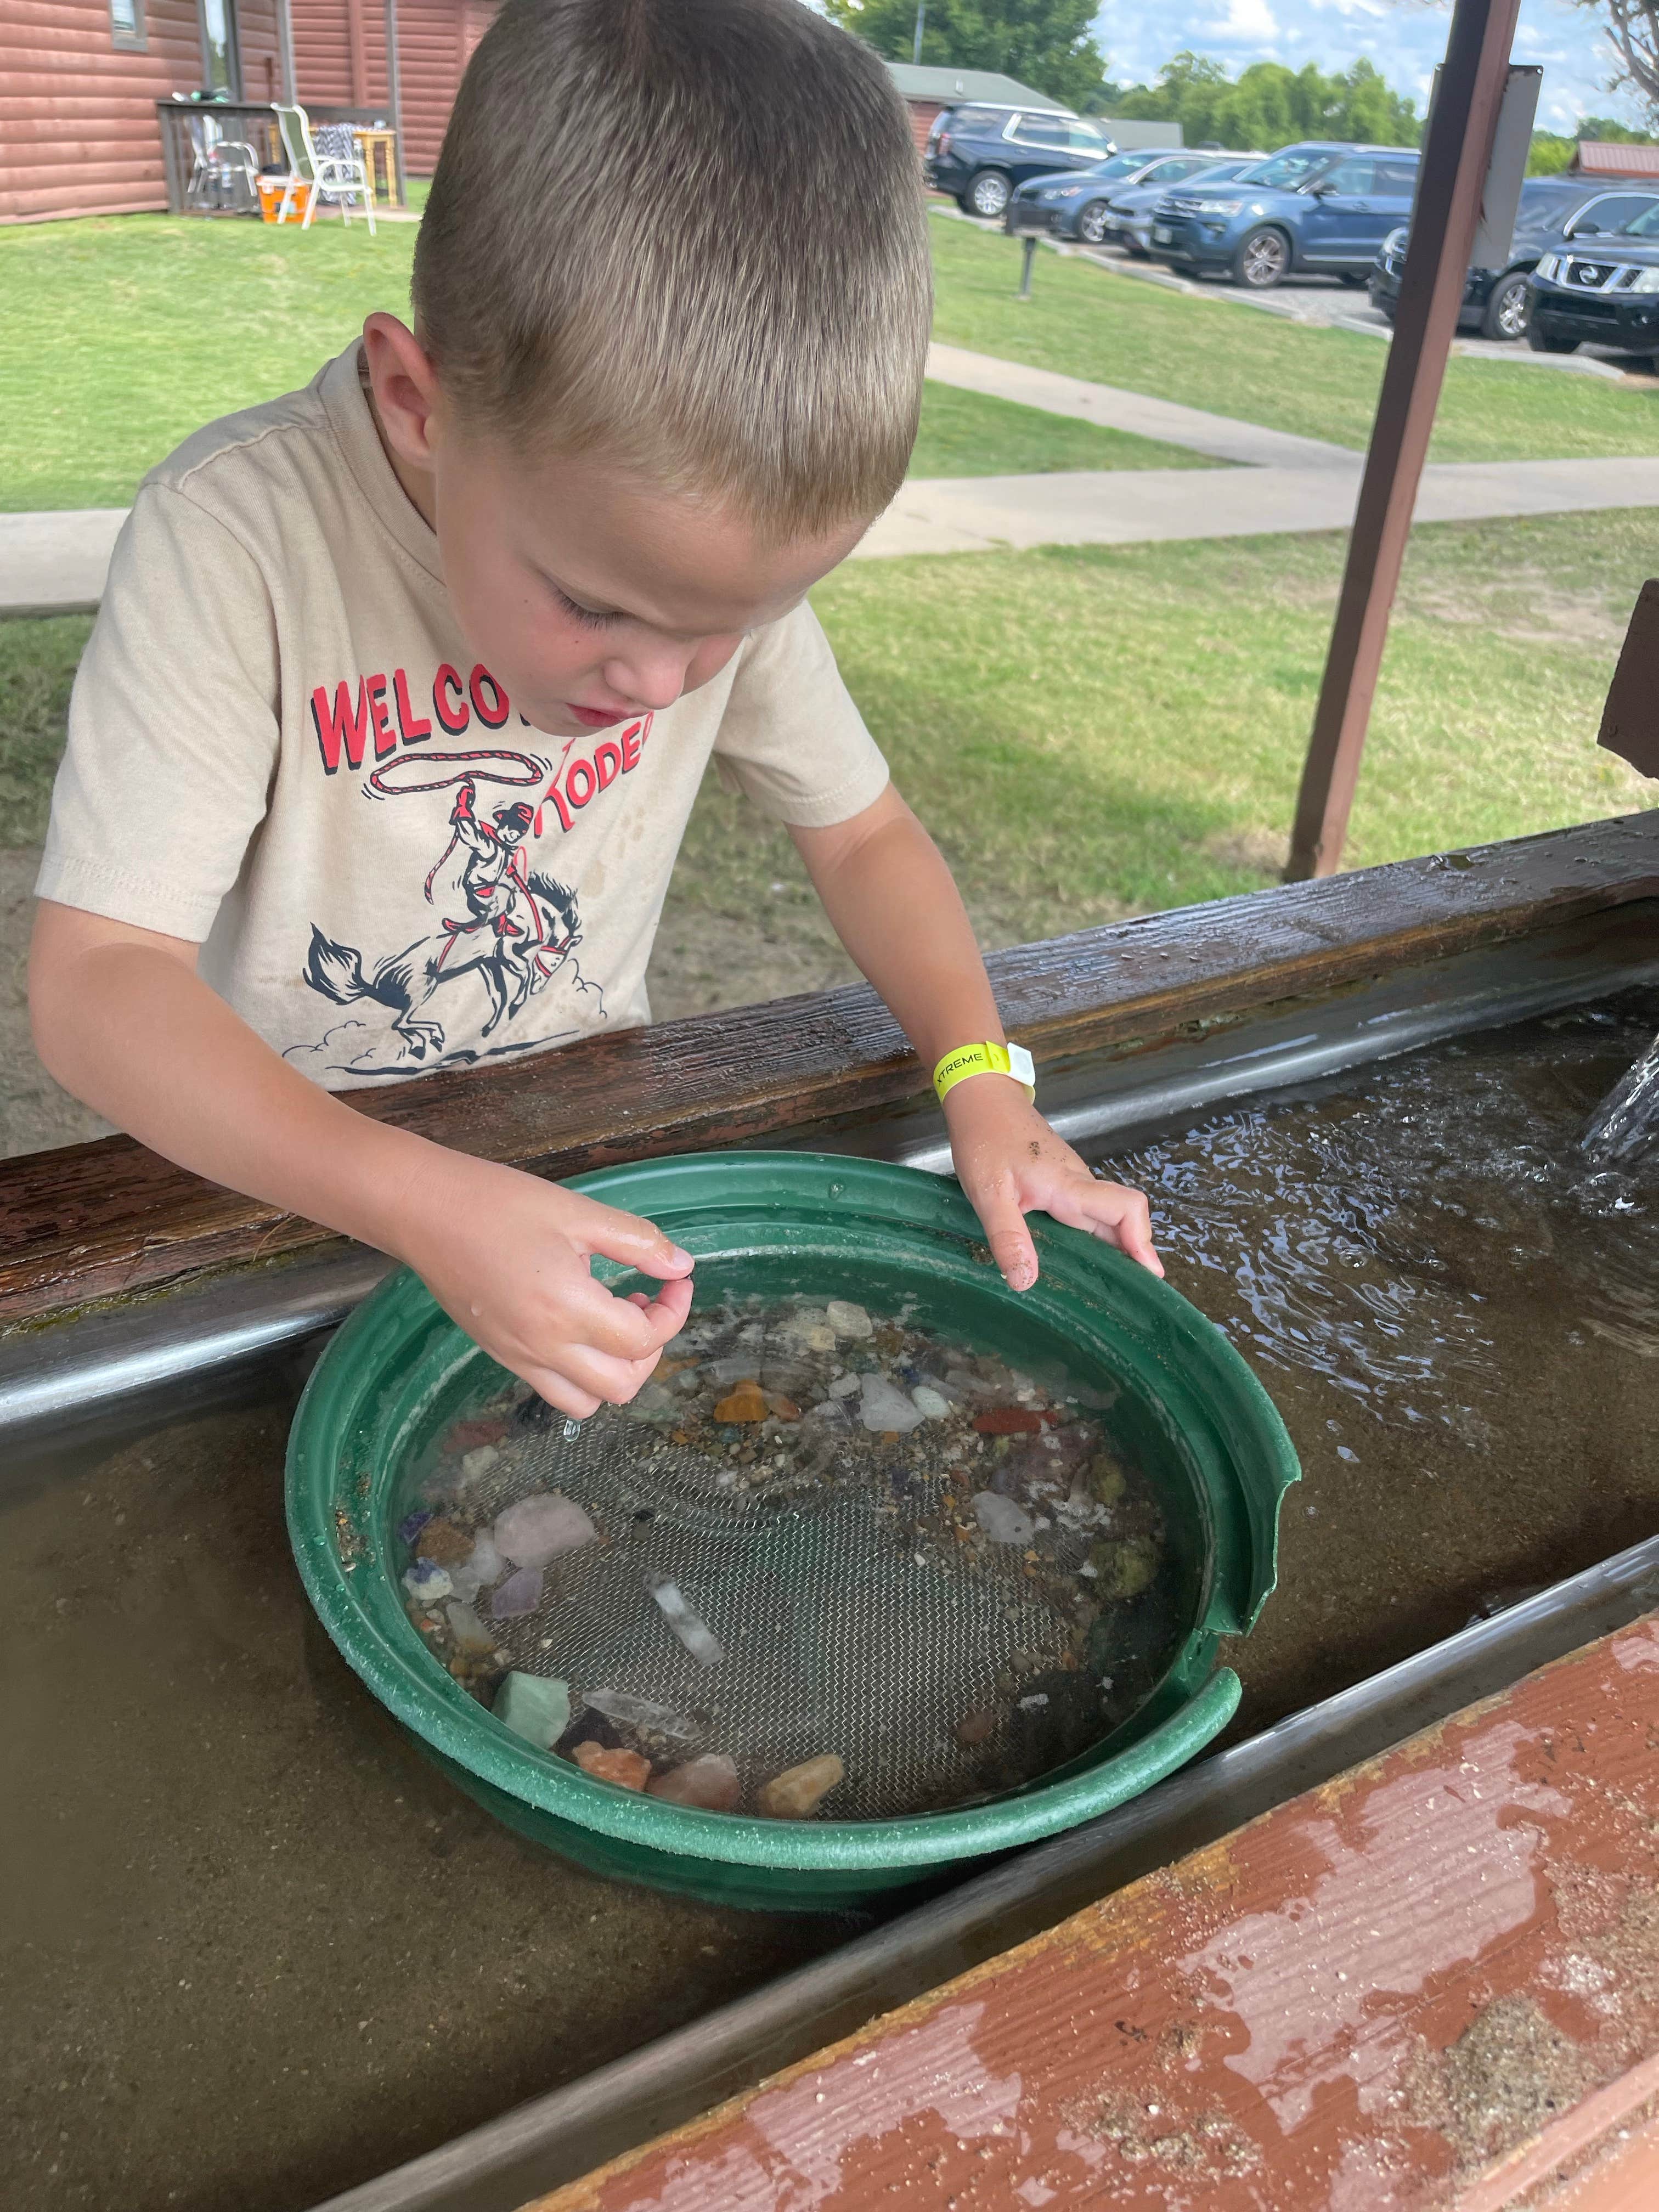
[1527,113,1656,174]
[826,0,1111,112]
[1109,51,1419,149]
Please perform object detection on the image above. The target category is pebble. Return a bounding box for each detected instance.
[571,1741,652,1791]
[648,1577,725,1666]
[973,1408,1046,1436]
[461,1444,501,1482]
[494,1491,598,1568]
[714,1380,768,1424]
[416,1517,474,1567]
[449,1531,504,1601]
[445,1416,511,1452]
[445,1600,497,1655]
[766,1392,802,1421]
[826,1300,873,1341]
[828,1372,862,1398]
[647,1753,742,1811]
[859,1374,926,1434]
[397,1508,433,1547]
[911,1385,951,1422]
[629,1379,679,1421]
[758,1753,845,1819]
[491,1565,544,1620]
[585,1688,701,1741]
[493,1671,571,1749]
[403,1559,453,1602]
[954,1707,996,1747]
[973,1491,1035,1547]
[783,1310,838,1355]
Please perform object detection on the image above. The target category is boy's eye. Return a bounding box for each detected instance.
[554,586,623,631]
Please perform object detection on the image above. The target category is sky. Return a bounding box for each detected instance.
[1093,1,1644,134]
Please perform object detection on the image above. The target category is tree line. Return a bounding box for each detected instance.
[826,0,1657,171]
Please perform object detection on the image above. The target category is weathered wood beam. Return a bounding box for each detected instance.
[1,810,1656,1329]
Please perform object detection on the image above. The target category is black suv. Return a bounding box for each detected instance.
[926,105,1115,221]
[1527,202,1659,358]
[1370,177,1659,340]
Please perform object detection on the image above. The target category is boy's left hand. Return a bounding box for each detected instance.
[944,1076,1163,1292]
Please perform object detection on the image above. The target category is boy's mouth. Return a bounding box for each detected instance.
[567,702,630,730]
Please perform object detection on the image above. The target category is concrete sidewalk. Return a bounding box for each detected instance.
[925,341,1355,469]
[857,453,1659,558]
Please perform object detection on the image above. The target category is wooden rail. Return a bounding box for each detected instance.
[528,1609,1659,2211]
[2,810,1656,1331]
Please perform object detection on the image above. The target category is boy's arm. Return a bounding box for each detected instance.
[789,785,1160,1290]
[28,902,693,1414]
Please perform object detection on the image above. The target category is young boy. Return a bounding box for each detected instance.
[30,0,1158,1420]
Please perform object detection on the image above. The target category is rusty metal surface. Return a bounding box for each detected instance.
[526,1616,1659,2211]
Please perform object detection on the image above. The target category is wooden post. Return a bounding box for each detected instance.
[383,0,406,204]
[1284,0,1523,882]
[275,0,297,105]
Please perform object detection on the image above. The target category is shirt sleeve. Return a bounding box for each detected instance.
[710,600,889,828]
[35,483,281,943]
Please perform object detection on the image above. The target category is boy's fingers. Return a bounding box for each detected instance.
[547,1339,670,1407]
[970,1178,1040,1293]
[569,1198,695,1280]
[566,1271,693,1359]
[1045,1183,1165,1279]
[519,1368,602,1421]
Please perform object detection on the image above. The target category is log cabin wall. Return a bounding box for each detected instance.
[0,0,496,222]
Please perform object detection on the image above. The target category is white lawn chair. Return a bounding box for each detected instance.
[272,106,377,234]
[183,110,260,213]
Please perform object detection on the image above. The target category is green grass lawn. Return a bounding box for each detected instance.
[0,215,1203,509]
[929,216,1659,466]
[12,512,1639,935]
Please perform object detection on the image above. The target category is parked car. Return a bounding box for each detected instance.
[1146,142,1421,288]
[1103,154,1265,256]
[1526,203,1659,359]
[926,104,1115,222]
[1370,177,1659,340]
[1006,150,1217,245]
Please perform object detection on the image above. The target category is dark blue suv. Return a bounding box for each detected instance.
[1147,140,1421,289]
[925,104,1114,222]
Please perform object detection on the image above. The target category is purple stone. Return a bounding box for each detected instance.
[398,1508,434,1547]
[491,1565,544,1620]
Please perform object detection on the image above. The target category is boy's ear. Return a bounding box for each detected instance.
[362,313,444,469]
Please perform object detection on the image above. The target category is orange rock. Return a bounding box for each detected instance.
[416,1518,473,1566]
[766,1393,802,1421]
[571,1742,652,1791]
[714,1381,768,1424]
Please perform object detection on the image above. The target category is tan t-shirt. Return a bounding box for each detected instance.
[38,347,888,1087]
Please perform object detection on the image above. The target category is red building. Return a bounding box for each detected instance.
[0,0,498,222]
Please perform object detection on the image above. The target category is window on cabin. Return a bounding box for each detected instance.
[109,0,146,52]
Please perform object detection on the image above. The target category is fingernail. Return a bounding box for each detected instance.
[665,1245,693,1268]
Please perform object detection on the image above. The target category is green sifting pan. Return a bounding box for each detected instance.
[286,1150,1299,1911]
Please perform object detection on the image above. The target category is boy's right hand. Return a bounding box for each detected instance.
[393,1152,695,1420]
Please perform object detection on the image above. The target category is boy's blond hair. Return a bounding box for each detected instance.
[412,0,932,537]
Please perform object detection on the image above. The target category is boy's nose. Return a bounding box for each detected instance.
[602,641,695,713]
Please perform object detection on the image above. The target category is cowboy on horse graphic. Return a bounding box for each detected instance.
[300,764,591,1067]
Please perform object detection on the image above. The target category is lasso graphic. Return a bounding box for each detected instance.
[363,746,550,800]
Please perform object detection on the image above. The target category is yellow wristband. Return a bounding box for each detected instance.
[932,1039,1036,1106]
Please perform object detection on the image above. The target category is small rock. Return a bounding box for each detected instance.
[416,1517,473,1567]
[714,1381,768,1424]
[445,1600,497,1655]
[954,1708,996,1748]
[628,1379,679,1421]
[397,1508,433,1547]
[571,1741,652,1791]
[449,1531,504,1601]
[584,1688,701,1741]
[1103,1536,1159,1599]
[493,1671,571,1749]
[445,1416,510,1452]
[766,1392,802,1421]
[1018,1692,1050,1712]
[782,1309,838,1355]
[403,1559,453,1602]
[647,1753,742,1812]
[491,1565,544,1619]
[758,1753,845,1819]
[648,1577,725,1666]
[461,1444,501,1482]
[828,1372,862,1398]
[973,1408,1046,1437]
[973,1492,1035,1546]
[859,1374,925,1434]
[826,1300,873,1340]
[911,1385,951,1422]
[494,1491,598,1568]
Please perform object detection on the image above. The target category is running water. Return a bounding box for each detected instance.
[1581,1025,1659,1164]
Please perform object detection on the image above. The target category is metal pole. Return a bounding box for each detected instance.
[912,1,925,66]
[1018,235,1037,298]
[275,0,297,105]
[1284,0,1522,882]
[384,0,405,204]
